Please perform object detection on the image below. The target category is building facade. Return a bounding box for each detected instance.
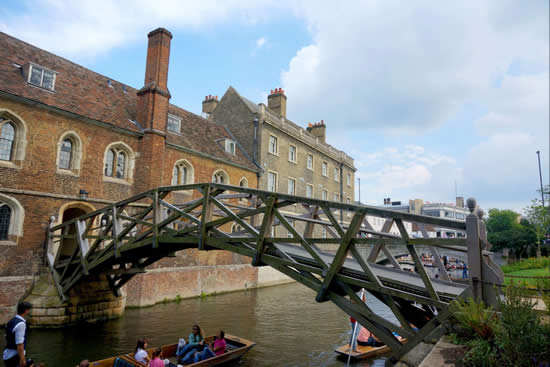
[207,87,356,238]
[0,29,263,325]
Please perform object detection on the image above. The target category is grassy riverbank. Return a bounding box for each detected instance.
[501,257,550,288]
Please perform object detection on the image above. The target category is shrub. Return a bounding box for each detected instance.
[501,257,550,273]
[450,283,550,366]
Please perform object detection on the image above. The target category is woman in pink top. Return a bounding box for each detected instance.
[192,330,227,363]
[149,347,164,367]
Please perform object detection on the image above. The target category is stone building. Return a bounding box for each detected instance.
[0,28,263,325]
[206,87,356,237]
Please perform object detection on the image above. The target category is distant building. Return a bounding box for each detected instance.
[379,197,468,238]
[206,86,356,236]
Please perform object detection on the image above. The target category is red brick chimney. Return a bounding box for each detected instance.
[135,28,173,192]
[136,28,173,131]
[267,88,287,118]
[307,120,326,143]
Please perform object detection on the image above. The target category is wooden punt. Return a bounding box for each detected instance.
[90,334,256,367]
[334,343,391,360]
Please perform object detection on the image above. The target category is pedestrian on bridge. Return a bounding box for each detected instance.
[3,301,32,367]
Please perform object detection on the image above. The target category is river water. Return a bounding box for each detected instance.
[26,282,404,367]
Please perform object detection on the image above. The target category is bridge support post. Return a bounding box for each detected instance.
[466,198,483,301]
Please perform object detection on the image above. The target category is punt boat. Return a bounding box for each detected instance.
[90,334,256,367]
[334,343,391,360]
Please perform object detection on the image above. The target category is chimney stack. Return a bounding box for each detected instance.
[306,120,326,143]
[202,95,219,115]
[136,28,173,131]
[267,88,287,118]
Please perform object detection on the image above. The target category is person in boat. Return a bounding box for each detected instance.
[357,326,383,347]
[134,339,150,365]
[78,360,89,367]
[192,330,227,363]
[348,316,360,353]
[177,324,204,364]
[148,347,164,367]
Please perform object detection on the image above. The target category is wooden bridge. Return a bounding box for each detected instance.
[47,183,503,364]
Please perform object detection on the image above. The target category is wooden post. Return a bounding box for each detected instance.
[199,184,213,251]
[466,198,482,300]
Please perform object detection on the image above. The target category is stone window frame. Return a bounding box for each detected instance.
[347,172,352,187]
[288,144,297,164]
[171,159,195,186]
[0,109,28,170]
[102,141,136,185]
[0,193,24,246]
[267,170,278,192]
[321,189,328,201]
[287,177,296,195]
[56,130,83,176]
[322,227,327,239]
[231,223,243,233]
[287,219,295,238]
[212,168,230,184]
[333,193,340,202]
[239,177,248,188]
[306,153,314,171]
[334,167,340,182]
[347,197,352,217]
[268,134,279,156]
[306,183,314,198]
[321,161,328,177]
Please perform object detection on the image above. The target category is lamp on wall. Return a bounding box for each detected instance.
[79,189,89,199]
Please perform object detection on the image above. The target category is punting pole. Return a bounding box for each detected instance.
[346,288,366,367]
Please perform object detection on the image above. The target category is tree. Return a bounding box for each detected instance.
[487,209,537,259]
[524,185,550,257]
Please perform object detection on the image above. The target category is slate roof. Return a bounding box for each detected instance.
[0,32,258,172]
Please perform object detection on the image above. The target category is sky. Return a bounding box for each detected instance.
[1,0,548,213]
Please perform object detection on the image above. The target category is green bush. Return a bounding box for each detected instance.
[536,277,550,315]
[450,283,550,366]
[501,256,550,273]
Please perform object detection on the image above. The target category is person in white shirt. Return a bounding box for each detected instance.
[134,339,150,364]
[3,301,32,367]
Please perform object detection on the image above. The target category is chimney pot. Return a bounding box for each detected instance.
[267,86,287,117]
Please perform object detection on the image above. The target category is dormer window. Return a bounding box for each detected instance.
[224,139,236,155]
[28,63,56,91]
[167,114,181,133]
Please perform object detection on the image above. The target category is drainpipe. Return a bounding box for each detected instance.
[253,116,261,189]
[340,162,344,225]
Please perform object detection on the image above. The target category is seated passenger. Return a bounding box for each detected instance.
[193,330,226,363]
[148,347,164,367]
[134,339,151,364]
[177,324,204,364]
[357,326,383,347]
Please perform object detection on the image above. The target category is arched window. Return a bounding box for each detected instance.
[103,142,135,182]
[0,204,11,240]
[0,194,24,244]
[56,131,83,174]
[0,122,15,161]
[172,160,194,185]
[59,139,73,169]
[212,169,229,184]
[231,223,243,233]
[0,111,27,168]
[239,177,248,188]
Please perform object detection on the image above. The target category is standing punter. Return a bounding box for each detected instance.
[3,301,32,367]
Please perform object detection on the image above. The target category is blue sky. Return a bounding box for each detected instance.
[1,0,548,212]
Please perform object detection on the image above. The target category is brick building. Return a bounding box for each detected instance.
[0,28,262,325]
[206,87,356,237]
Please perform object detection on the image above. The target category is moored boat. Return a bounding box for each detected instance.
[90,334,255,367]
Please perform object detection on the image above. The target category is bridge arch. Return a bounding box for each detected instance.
[55,201,96,258]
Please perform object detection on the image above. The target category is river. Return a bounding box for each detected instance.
[26,282,403,366]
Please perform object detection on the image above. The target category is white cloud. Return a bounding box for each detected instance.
[0,0,287,60]
[255,37,266,49]
[282,1,549,131]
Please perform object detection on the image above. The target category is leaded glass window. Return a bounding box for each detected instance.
[59,139,73,169]
[0,205,11,240]
[0,123,15,161]
[105,149,114,176]
[116,152,126,179]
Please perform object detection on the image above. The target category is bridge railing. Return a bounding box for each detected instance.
[47,183,501,364]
